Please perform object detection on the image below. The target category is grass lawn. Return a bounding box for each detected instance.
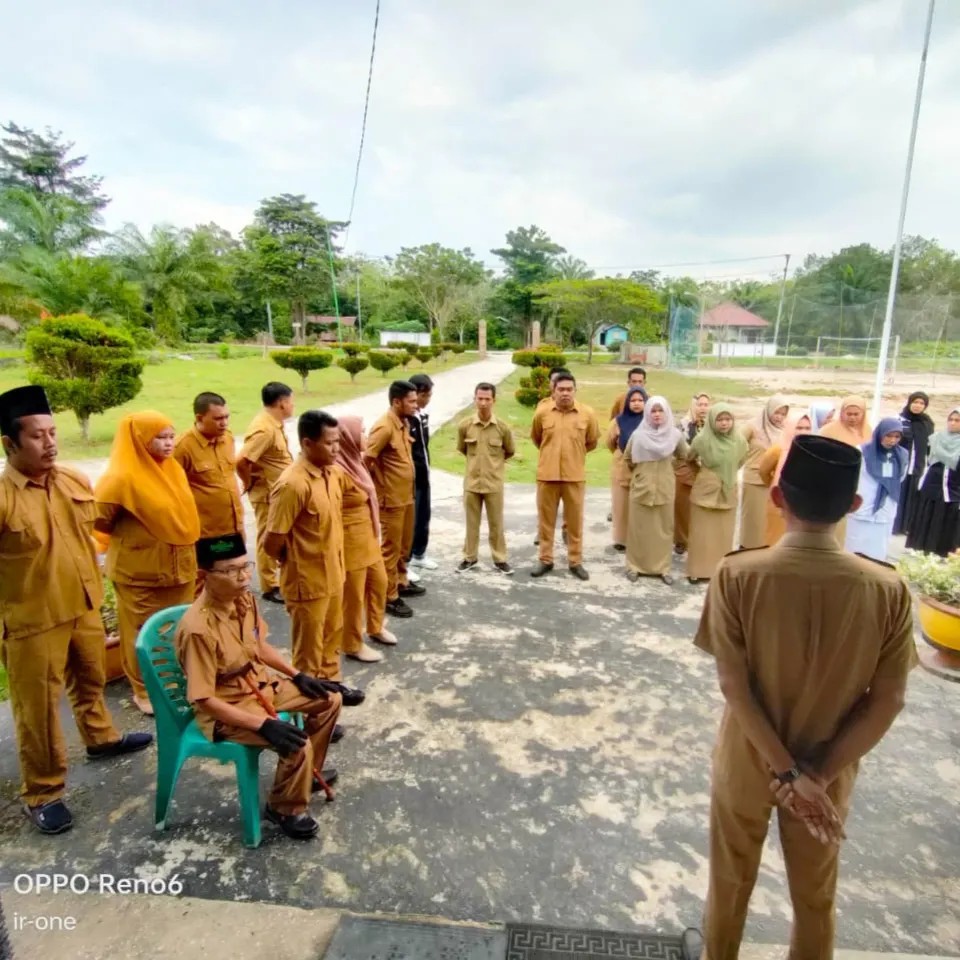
[0,350,477,459]
[429,361,764,487]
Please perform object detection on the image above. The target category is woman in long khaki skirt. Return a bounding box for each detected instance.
[739,395,788,548]
[756,412,813,545]
[686,404,748,583]
[673,393,710,554]
[624,397,688,585]
[605,387,646,551]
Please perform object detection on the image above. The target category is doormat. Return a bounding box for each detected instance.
[505,923,684,960]
[324,916,508,960]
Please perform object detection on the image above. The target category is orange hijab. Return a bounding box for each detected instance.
[95,411,200,545]
[772,412,813,484]
[819,395,872,447]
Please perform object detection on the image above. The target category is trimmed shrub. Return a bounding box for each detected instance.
[368,350,402,377]
[336,354,370,382]
[271,346,334,390]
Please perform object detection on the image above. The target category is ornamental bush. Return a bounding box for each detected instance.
[368,350,402,377]
[336,354,370,382]
[270,346,334,390]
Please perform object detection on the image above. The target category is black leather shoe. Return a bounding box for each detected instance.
[385,598,414,618]
[331,724,345,743]
[312,767,339,792]
[569,564,590,581]
[456,559,478,573]
[333,684,365,707]
[24,799,74,835]
[262,588,285,604]
[87,732,153,759]
[530,561,554,578]
[398,582,426,598]
[265,806,319,839]
[613,543,626,553]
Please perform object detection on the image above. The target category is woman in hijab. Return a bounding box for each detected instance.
[739,395,789,548]
[893,391,935,536]
[808,401,836,434]
[756,411,813,545]
[673,393,710,556]
[605,386,646,552]
[685,403,749,583]
[906,407,960,558]
[624,396,688,585]
[820,396,872,447]
[845,418,907,561]
[95,412,200,714]
[337,415,396,666]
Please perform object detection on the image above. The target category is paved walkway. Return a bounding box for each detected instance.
[58,352,517,485]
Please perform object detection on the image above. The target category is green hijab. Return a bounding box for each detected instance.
[690,403,749,493]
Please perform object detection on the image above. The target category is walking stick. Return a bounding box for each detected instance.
[240,670,335,802]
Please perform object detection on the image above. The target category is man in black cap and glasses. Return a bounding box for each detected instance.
[0,386,152,835]
[684,434,917,960]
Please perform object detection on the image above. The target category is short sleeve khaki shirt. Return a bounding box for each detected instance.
[239,411,292,504]
[366,410,414,507]
[530,401,599,483]
[174,426,243,537]
[456,414,515,494]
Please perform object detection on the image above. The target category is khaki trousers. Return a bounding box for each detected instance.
[342,560,387,655]
[704,723,857,960]
[380,503,414,601]
[252,498,279,593]
[0,610,120,806]
[115,581,194,700]
[214,680,342,816]
[287,595,344,681]
[537,481,585,565]
[463,490,508,563]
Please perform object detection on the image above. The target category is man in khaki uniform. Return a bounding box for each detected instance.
[176,533,341,840]
[530,372,599,580]
[265,411,356,692]
[456,382,516,575]
[608,366,647,421]
[237,382,294,603]
[366,380,425,618]
[686,435,916,960]
[0,386,152,835]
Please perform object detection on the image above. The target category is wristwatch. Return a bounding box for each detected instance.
[775,766,801,785]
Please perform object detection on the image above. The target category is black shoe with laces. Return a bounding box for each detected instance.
[568,564,590,581]
[530,561,554,578]
[385,598,414,618]
[456,559,478,573]
[494,562,514,576]
[399,581,426,598]
[265,806,319,839]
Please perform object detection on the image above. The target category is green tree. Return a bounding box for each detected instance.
[271,346,333,391]
[336,354,369,382]
[491,225,566,330]
[25,314,144,441]
[243,194,345,334]
[392,243,487,339]
[533,278,662,363]
[555,255,594,280]
[0,123,109,253]
[368,350,401,377]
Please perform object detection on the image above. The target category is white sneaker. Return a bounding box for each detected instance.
[409,556,439,570]
[406,567,422,583]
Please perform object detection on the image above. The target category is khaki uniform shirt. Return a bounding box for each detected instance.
[175,593,274,739]
[456,414,515,494]
[695,532,917,759]
[97,504,197,586]
[174,427,243,537]
[266,458,344,601]
[741,423,772,486]
[0,464,102,640]
[688,465,737,510]
[609,391,629,421]
[625,438,689,506]
[341,474,381,572]
[530,401,599,483]
[366,410,414,508]
[239,411,292,504]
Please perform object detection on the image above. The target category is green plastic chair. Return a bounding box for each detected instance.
[135,604,296,848]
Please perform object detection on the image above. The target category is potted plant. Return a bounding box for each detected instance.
[101,578,125,683]
[897,550,960,655]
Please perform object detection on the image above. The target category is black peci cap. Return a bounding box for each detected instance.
[0,385,52,436]
[196,534,247,570]
[779,434,862,523]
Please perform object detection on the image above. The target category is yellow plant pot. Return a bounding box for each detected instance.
[918,596,960,653]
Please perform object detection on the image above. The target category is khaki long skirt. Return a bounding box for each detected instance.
[739,482,769,549]
[626,500,673,575]
[674,480,692,549]
[686,504,736,580]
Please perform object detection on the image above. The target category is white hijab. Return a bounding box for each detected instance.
[628,396,682,463]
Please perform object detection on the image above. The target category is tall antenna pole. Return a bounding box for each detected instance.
[771,253,790,355]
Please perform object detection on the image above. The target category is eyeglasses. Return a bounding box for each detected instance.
[210,561,255,580]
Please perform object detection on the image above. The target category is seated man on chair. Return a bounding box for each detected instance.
[175,533,342,840]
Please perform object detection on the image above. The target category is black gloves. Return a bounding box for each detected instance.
[258,718,308,757]
[292,672,341,699]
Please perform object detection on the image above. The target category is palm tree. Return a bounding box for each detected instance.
[554,255,594,280]
[111,224,210,342]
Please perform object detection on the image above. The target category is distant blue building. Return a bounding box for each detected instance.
[594,323,629,348]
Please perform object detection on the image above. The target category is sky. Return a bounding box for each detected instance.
[3,0,959,282]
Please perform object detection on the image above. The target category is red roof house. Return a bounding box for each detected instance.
[699,302,769,343]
